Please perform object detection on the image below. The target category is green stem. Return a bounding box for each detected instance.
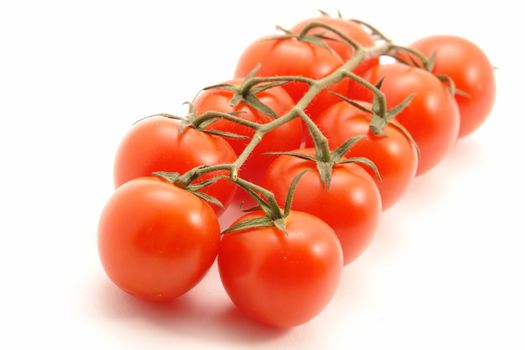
[179,41,393,186]
[231,130,264,178]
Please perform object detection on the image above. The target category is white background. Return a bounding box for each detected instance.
[1,1,524,349]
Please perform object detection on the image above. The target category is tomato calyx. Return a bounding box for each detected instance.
[268,136,381,189]
[390,45,470,98]
[202,67,289,119]
[391,45,437,72]
[223,171,308,235]
[329,80,420,159]
[136,111,249,140]
[153,170,226,209]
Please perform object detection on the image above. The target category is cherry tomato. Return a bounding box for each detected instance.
[291,16,378,96]
[98,177,220,302]
[263,149,381,265]
[218,210,342,328]
[193,80,302,183]
[354,64,460,175]
[409,35,496,137]
[234,36,347,121]
[113,116,237,214]
[308,101,418,210]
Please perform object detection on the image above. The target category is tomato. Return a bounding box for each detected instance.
[234,36,348,121]
[193,80,302,184]
[409,35,496,137]
[113,116,237,214]
[98,177,220,302]
[291,16,378,96]
[354,64,460,175]
[218,210,342,328]
[263,149,381,265]
[308,101,418,210]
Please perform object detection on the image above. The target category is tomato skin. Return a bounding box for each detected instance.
[263,149,381,265]
[234,37,348,121]
[113,116,237,214]
[98,177,220,302]
[291,17,378,96]
[193,80,302,183]
[307,101,418,210]
[409,35,496,137]
[355,64,460,175]
[218,210,342,328]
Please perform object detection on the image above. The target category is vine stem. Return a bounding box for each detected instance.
[179,38,395,190]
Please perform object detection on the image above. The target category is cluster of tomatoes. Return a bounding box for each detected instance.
[98,14,495,328]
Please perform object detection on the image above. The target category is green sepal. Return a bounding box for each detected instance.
[190,191,224,209]
[200,129,248,140]
[340,157,382,182]
[250,81,289,95]
[329,92,372,114]
[234,179,275,219]
[202,83,237,92]
[275,25,294,36]
[263,151,317,162]
[385,94,414,121]
[331,136,365,163]
[273,218,288,234]
[223,216,275,234]
[370,113,388,135]
[243,94,278,118]
[407,53,423,69]
[283,169,309,216]
[187,175,227,191]
[152,171,181,183]
[316,160,334,189]
[300,34,332,51]
[151,171,225,208]
[426,51,437,71]
[239,202,261,213]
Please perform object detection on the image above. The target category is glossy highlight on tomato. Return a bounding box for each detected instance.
[98,177,220,302]
[263,149,382,265]
[218,210,343,328]
[113,116,237,214]
[309,101,418,210]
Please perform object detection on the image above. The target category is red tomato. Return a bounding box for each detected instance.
[218,210,342,328]
[234,36,347,121]
[263,149,381,265]
[193,80,302,183]
[308,101,418,210]
[98,177,220,302]
[409,35,496,137]
[354,64,460,175]
[113,116,237,214]
[291,16,378,96]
